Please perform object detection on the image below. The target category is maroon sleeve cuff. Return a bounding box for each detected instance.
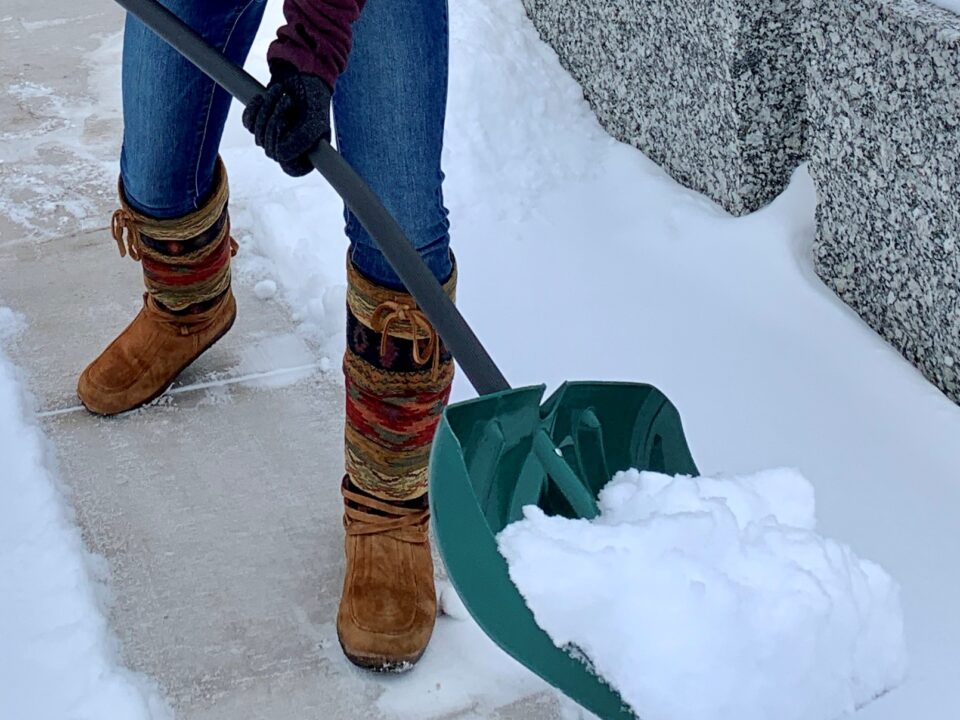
[267,0,367,89]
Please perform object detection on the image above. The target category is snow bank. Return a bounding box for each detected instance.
[0,309,169,720]
[932,0,960,13]
[215,0,958,715]
[498,469,907,720]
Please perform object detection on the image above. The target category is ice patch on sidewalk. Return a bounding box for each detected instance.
[499,468,908,720]
[0,306,171,720]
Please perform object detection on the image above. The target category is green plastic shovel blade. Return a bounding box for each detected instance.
[430,382,698,720]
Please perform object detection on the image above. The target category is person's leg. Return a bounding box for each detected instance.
[120,0,268,218]
[331,0,453,670]
[77,0,268,416]
[333,0,452,289]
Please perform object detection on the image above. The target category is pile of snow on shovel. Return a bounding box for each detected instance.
[499,468,907,720]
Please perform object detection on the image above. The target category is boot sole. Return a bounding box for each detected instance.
[79,306,237,417]
[336,630,427,674]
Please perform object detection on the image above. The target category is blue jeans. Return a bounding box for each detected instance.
[120,0,452,289]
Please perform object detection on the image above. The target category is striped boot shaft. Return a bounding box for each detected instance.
[111,158,236,312]
[344,255,456,502]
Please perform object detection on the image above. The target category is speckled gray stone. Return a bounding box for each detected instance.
[804,0,960,403]
[522,0,807,215]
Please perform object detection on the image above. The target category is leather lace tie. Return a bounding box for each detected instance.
[141,293,230,336]
[370,301,440,378]
[112,208,239,262]
[112,208,143,261]
[342,481,429,544]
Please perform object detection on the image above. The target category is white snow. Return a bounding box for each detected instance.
[254,278,278,300]
[931,0,960,16]
[3,0,959,716]
[217,0,960,717]
[498,468,907,720]
[0,309,170,720]
[367,611,549,719]
[438,579,471,621]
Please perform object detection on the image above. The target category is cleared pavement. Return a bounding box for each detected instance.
[0,2,559,718]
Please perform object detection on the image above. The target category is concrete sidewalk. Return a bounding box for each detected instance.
[0,3,558,718]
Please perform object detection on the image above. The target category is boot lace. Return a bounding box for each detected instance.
[370,301,440,378]
[112,208,142,261]
[140,293,230,337]
[342,481,429,544]
[111,208,239,262]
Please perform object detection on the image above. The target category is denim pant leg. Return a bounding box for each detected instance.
[333,0,452,290]
[120,0,268,219]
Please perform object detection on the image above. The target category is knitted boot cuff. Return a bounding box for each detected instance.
[344,252,457,501]
[112,157,236,311]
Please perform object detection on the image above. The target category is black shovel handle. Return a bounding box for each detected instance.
[112,0,510,396]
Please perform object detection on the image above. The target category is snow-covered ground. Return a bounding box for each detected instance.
[0,308,170,720]
[1,0,959,718]
[500,468,906,720]
[221,1,960,717]
[932,0,960,15]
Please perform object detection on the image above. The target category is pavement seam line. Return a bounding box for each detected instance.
[36,362,325,418]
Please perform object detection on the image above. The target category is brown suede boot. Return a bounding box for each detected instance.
[339,477,436,670]
[77,159,237,416]
[337,255,456,671]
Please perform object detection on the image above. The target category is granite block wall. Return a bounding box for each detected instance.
[522,0,807,215]
[805,0,960,402]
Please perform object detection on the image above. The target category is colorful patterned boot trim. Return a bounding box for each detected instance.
[344,254,457,502]
[111,157,238,312]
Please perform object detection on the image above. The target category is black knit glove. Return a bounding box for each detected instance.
[243,62,332,177]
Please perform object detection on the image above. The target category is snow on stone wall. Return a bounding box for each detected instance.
[521,0,806,216]
[523,0,960,404]
[804,0,960,403]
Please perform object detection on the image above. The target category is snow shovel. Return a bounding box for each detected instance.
[111,1,700,717]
